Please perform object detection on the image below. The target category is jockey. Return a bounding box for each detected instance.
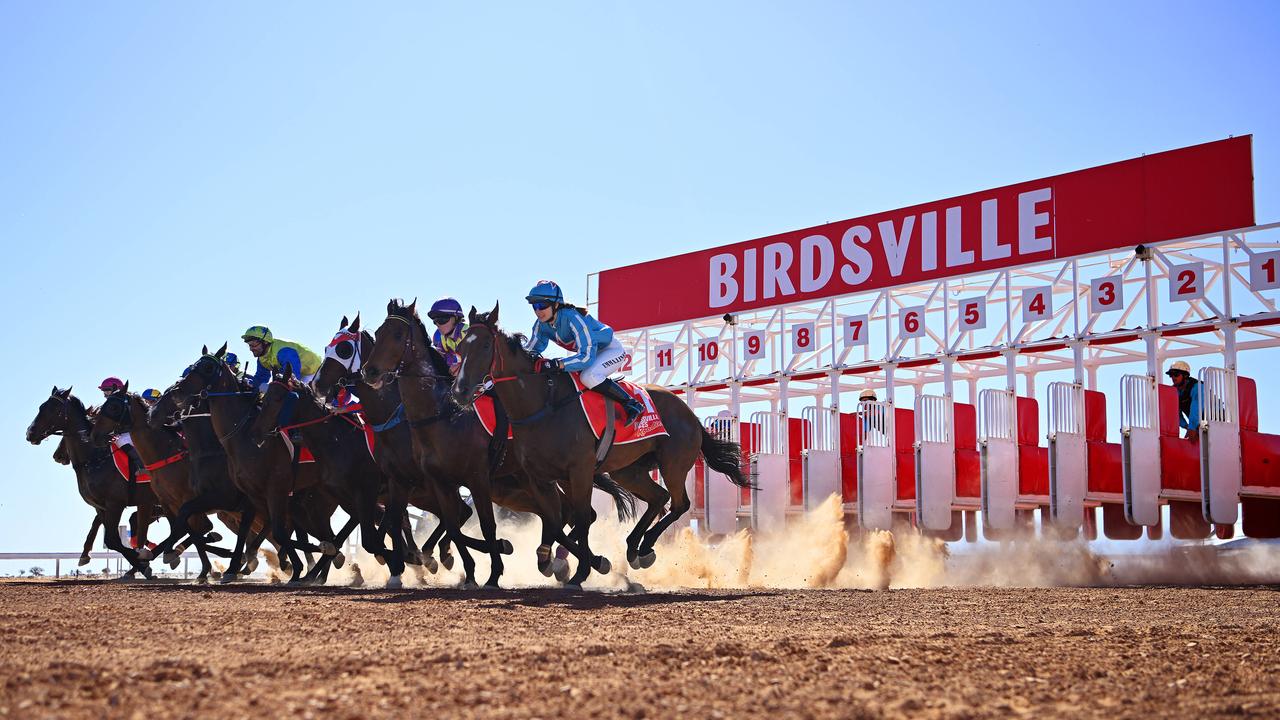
[99,377,125,399]
[225,352,241,376]
[97,377,144,481]
[241,325,321,393]
[427,297,467,374]
[523,280,645,425]
[140,389,162,407]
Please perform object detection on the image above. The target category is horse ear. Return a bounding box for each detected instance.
[387,299,395,314]
[350,313,361,332]
[408,298,417,314]
[51,385,58,397]
[215,342,227,359]
[490,301,500,323]
[340,315,349,330]
[283,364,293,381]
[122,380,129,393]
[62,386,73,398]
[202,344,209,355]
[468,306,478,323]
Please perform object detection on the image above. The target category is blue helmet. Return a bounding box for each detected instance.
[525,280,564,305]
[428,297,465,320]
[225,352,239,367]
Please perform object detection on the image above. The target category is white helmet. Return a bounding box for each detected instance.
[1166,360,1192,376]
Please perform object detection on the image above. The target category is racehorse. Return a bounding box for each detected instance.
[89,388,232,582]
[26,387,157,578]
[361,300,637,587]
[450,302,751,585]
[164,346,341,583]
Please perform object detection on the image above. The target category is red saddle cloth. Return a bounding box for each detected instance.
[111,445,151,484]
[277,412,376,464]
[473,376,668,444]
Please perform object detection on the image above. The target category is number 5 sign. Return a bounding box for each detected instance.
[842,314,869,348]
[791,322,816,354]
[1168,262,1204,302]
[1090,276,1123,313]
[957,297,986,331]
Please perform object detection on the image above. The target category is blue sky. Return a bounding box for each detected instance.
[2,2,1278,555]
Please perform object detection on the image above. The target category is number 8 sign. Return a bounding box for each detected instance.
[791,322,816,354]
[1090,276,1123,314]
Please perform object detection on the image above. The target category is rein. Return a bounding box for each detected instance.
[144,450,188,472]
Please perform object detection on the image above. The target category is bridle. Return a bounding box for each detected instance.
[375,314,440,384]
[457,322,578,425]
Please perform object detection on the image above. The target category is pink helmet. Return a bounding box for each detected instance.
[98,377,125,392]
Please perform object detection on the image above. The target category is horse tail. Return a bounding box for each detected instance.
[592,474,638,522]
[700,427,754,488]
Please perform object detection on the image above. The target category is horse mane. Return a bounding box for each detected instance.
[388,298,455,379]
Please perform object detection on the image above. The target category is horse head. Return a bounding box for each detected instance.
[27,386,73,444]
[90,388,134,446]
[315,313,370,403]
[363,299,425,389]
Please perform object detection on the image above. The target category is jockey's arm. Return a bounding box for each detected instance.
[250,361,272,393]
[557,312,596,372]
[523,320,551,354]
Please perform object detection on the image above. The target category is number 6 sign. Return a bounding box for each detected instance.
[791,322,816,354]
[1090,276,1123,313]
[899,306,926,339]
[1168,262,1204,302]
[742,330,767,361]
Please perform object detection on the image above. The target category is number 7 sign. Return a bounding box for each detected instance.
[842,314,869,348]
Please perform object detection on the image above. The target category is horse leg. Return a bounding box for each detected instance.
[470,486,504,588]
[610,465,670,568]
[223,503,256,580]
[150,494,214,564]
[80,514,102,566]
[371,480,407,585]
[528,481,565,578]
[101,504,149,578]
[192,538,212,583]
[639,455,695,559]
[564,466,606,587]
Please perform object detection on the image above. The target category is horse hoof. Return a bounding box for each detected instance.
[78,555,91,567]
[628,555,642,570]
[374,554,386,566]
[625,580,648,594]
[593,556,612,575]
[167,556,181,571]
[485,579,501,590]
[219,572,238,585]
[245,556,259,575]
[639,551,657,569]
[137,547,155,562]
[440,552,455,571]
[424,556,439,574]
[460,580,479,590]
[206,532,222,543]
[405,552,422,566]
[562,582,583,592]
[386,576,403,590]
[552,558,571,583]
[498,539,514,555]
[320,541,338,556]
[211,571,222,581]
[332,552,346,570]
[194,575,210,586]
[538,560,553,578]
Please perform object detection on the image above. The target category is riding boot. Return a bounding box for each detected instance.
[591,378,645,426]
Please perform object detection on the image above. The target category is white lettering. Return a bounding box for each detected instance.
[743,248,758,302]
[709,253,738,308]
[799,234,834,293]
[981,198,1009,261]
[1018,188,1053,255]
[840,225,874,285]
[878,215,915,277]
[920,211,938,272]
[762,242,795,299]
[945,206,974,268]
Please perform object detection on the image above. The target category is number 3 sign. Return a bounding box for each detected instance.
[1090,276,1123,313]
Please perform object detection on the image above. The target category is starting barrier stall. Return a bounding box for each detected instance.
[591,136,1280,542]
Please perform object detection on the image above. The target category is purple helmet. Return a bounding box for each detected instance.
[427,297,464,321]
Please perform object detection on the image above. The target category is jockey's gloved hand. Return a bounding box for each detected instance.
[540,358,562,373]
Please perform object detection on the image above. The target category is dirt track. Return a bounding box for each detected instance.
[0,581,1276,719]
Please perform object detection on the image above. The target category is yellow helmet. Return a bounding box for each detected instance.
[241,326,273,344]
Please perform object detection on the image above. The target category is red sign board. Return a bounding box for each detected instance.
[598,137,1255,331]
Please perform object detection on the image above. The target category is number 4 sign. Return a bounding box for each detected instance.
[1168,262,1204,302]
[1022,286,1052,322]
[1090,276,1123,313]
[1250,251,1280,292]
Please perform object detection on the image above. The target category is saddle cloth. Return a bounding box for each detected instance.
[474,375,668,444]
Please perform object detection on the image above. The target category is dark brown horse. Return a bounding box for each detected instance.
[89,389,234,582]
[450,302,751,585]
[249,365,399,580]
[165,345,340,583]
[26,388,156,577]
[362,300,636,587]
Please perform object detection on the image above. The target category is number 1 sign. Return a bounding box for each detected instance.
[1250,251,1280,292]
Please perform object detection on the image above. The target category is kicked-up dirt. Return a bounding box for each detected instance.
[0,580,1276,719]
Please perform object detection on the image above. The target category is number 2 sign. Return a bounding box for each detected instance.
[1168,262,1204,302]
[1090,276,1123,314]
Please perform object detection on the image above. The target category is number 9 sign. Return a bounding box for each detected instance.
[1168,262,1204,302]
[742,330,766,361]
[1089,276,1123,314]
[899,306,926,339]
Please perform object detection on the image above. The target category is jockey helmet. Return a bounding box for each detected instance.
[225,352,239,367]
[428,297,465,321]
[99,377,125,392]
[525,280,564,305]
[140,388,161,402]
[242,326,273,344]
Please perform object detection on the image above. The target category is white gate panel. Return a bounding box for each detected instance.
[802,450,840,510]
[1048,382,1087,529]
[980,389,1018,530]
[1120,374,1161,526]
[1198,367,1241,525]
[751,453,789,533]
[857,400,895,530]
[703,466,739,534]
[915,394,956,531]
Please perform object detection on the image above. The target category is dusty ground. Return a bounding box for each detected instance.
[0,581,1276,719]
